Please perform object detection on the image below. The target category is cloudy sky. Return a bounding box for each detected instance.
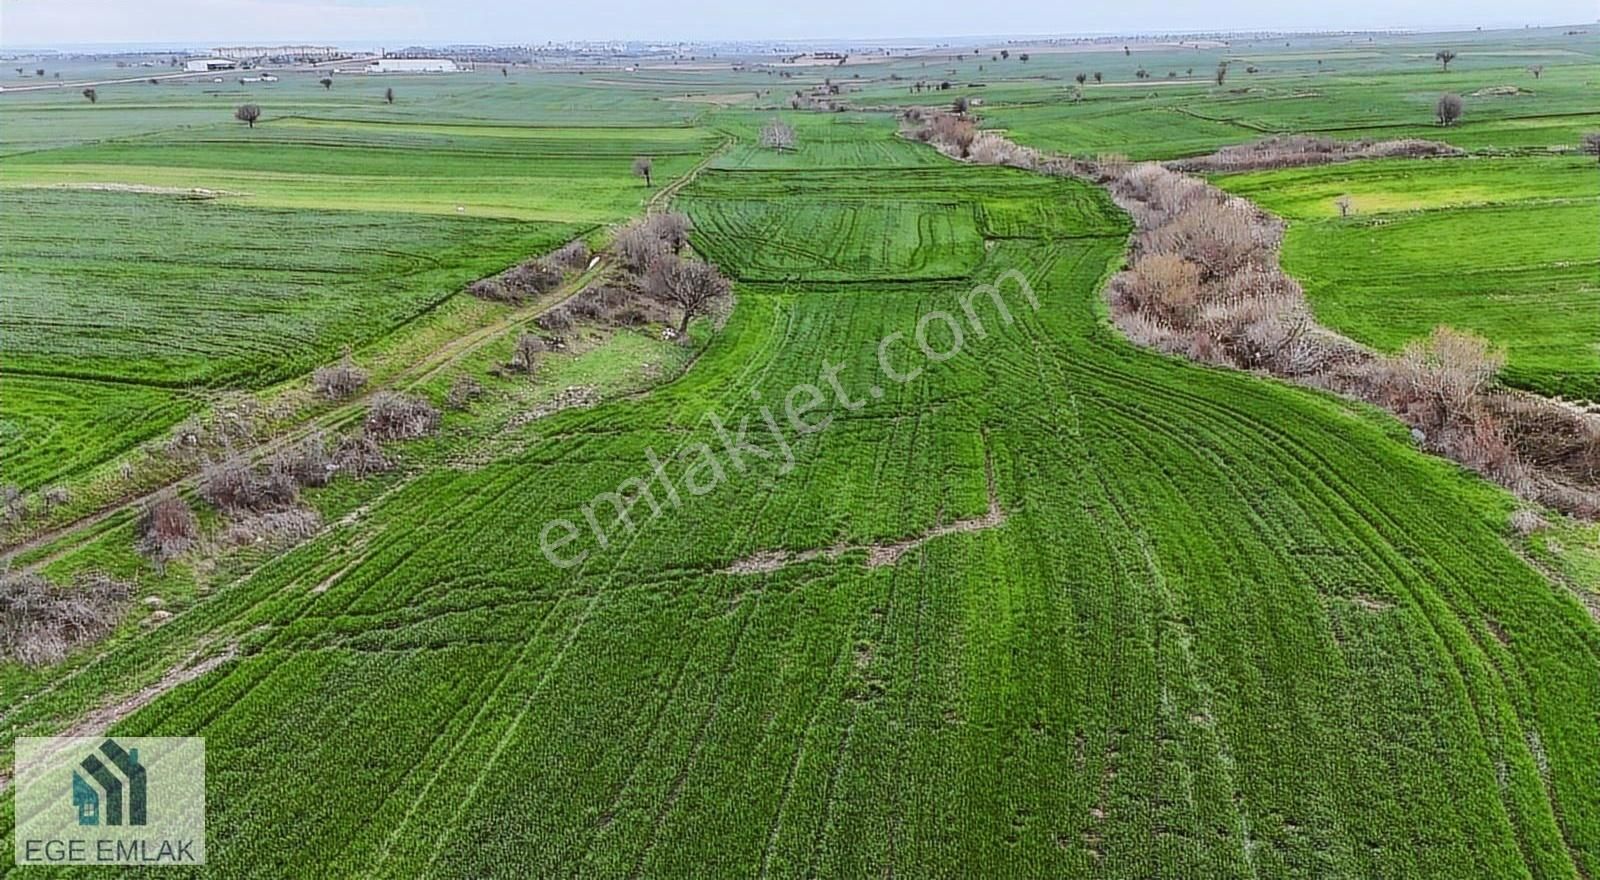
[2,0,1594,46]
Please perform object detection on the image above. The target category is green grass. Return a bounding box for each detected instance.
[1216,157,1600,398]
[3,31,1600,879]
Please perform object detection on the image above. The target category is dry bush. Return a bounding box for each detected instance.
[333,431,390,478]
[279,432,334,487]
[552,239,592,271]
[365,392,440,441]
[467,277,515,303]
[759,118,796,150]
[1115,254,1202,322]
[446,375,484,410]
[136,492,199,565]
[1,569,132,667]
[534,307,576,333]
[1171,136,1460,172]
[502,259,563,298]
[312,355,367,400]
[1139,199,1268,281]
[1397,327,1505,419]
[199,455,298,513]
[644,212,693,254]
[510,332,546,374]
[1508,508,1549,537]
[612,221,668,273]
[222,508,322,548]
[1436,93,1464,126]
[927,113,977,157]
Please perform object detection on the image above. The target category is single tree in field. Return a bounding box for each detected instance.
[149,78,159,85]
[1075,72,1087,85]
[82,88,97,104]
[501,67,508,77]
[35,69,45,77]
[1000,49,1010,60]
[1093,71,1102,83]
[645,254,731,336]
[758,117,796,151]
[1582,132,1600,165]
[1123,45,1130,56]
[1435,93,1463,126]
[1335,195,1353,217]
[1019,53,1030,62]
[319,77,333,90]
[385,87,394,104]
[952,95,969,114]
[1435,50,1456,72]
[1215,63,1228,86]
[632,155,653,187]
[1528,65,1543,80]
[235,103,261,128]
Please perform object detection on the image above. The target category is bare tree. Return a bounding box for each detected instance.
[1075,72,1087,85]
[235,103,261,128]
[1435,93,1463,126]
[645,211,693,253]
[632,155,653,187]
[644,254,732,336]
[758,117,796,151]
[1215,63,1227,86]
[136,491,199,568]
[385,86,394,104]
[1335,195,1353,217]
[312,354,368,399]
[319,77,333,90]
[1435,50,1457,72]
[82,88,97,104]
[952,95,969,114]
[1093,72,1102,83]
[510,332,545,374]
[1528,65,1543,79]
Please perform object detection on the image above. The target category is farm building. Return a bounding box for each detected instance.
[365,58,458,73]
[184,58,238,72]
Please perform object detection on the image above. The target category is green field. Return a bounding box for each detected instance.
[1217,157,1600,398]
[2,26,1600,879]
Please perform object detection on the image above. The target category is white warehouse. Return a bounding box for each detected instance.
[365,58,458,73]
[184,58,238,72]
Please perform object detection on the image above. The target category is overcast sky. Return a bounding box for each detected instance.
[3,0,1594,47]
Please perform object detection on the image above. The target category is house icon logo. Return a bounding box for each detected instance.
[69,739,147,827]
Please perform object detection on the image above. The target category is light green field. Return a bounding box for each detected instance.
[1217,157,1600,398]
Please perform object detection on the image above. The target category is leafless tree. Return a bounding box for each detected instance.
[1435,50,1456,72]
[235,103,261,128]
[1335,195,1353,217]
[1075,73,1087,85]
[385,86,394,104]
[82,88,97,104]
[759,117,796,151]
[1215,63,1227,86]
[319,77,333,90]
[365,393,440,441]
[1528,65,1543,80]
[1,569,132,666]
[613,221,668,272]
[644,254,732,336]
[952,95,969,114]
[1435,93,1463,126]
[632,155,653,187]
[1093,72,1102,83]
[645,211,693,253]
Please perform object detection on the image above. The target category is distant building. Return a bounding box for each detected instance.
[212,45,340,62]
[365,58,459,73]
[184,58,238,72]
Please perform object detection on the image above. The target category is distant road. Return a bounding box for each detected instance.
[0,70,214,93]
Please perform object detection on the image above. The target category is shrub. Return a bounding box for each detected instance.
[510,332,545,374]
[1508,508,1549,536]
[612,221,668,273]
[279,432,334,487]
[136,492,199,565]
[467,277,515,303]
[534,306,575,333]
[552,239,592,271]
[200,455,298,513]
[1,569,132,666]
[365,393,440,441]
[312,356,368,400]
[446,375,484,410]
[502,259,563,298]
[1436,93,1464,126]
[333,431,390,478]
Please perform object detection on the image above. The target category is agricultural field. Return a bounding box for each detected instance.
[2,24,1600,880]
[1216,156,1600,398]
